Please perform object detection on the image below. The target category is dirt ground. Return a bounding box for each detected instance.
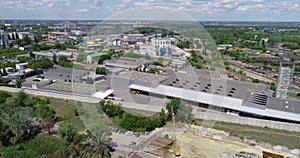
[176,127,299,158]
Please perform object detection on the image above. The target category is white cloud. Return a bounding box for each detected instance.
[236,5,249,11]
[79,8,89,12]
[48,2,54,8]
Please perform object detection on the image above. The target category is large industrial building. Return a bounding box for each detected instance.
[276,62,295,99]
[0,27,9,50]
[111,69,300,123]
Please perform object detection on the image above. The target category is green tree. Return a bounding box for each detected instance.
[58,124,77,144]
[252,79,260,83]
[85,77,94,84]
[270,82,276,91]
[159,108,166,126]
[166,98,181,121]
[96,67,106,75]
[52,53,57,63]
[14,92,28,106]
[15,80,22,88]
[35,104,56,131]
[4,107,34,145]
[177,40,191,49]
[28,58,53,69]
[147,68,159,74]
[0,90,12,104]
[58,56,73,68]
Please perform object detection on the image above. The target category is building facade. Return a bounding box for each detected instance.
[0,27,9,50]
[276,62,295,99]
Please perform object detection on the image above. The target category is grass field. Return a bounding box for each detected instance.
[123,107,158,117]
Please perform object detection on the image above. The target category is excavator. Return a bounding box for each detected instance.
[171,106,181,157]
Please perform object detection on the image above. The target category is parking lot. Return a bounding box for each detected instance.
[111,128,147,148]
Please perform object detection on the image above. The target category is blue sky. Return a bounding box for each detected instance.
[0,0,300,21]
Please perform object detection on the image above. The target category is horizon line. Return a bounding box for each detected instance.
[1,19,300,23]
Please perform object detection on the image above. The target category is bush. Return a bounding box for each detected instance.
[252,79,259,83]
[28,58,53,69]
[96,67,106,75]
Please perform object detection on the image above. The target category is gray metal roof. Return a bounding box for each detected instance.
[267,97,300,114]
[116,71,169,84]
[104,57,154,69]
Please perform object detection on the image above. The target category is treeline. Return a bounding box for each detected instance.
[187,50,205,69]
[98,100,166,132]
[0,91,111,158]
[98,98,193,132]
[30,42,76,52]
[0,91,55,146]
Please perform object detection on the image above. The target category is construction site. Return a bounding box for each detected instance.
[142,125,299,158]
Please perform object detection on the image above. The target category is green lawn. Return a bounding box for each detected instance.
[123,107,158,117]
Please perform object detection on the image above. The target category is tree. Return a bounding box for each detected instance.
[15,80,22,88]
[96,67,106,75]
[166,98,181,121]
[3,107,34,145]
[85,77,94,84]
[177,40,191,49]
[58,56,73,68]
[28,58,53,69]
[98,54,111,65]
[147,68,159,74]
[252,79,260,83]
[35,104,56,131]
[270,82,276,91]
[0,90,12,104]
[14,92,28,106]
[159,108,166,126]
[52,53,57,63]
[58,124,77,143]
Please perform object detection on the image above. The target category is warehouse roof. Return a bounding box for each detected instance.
[88,52,109,58]
[117,71,169,84]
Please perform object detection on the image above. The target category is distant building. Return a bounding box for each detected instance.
[16,63,28,70]
[43,66,90,83]
[104,57,154,69]
[276,62,295,99]
[217,44,233,50]
[17,32,35,41]
[7,69,38,81]
[112,70,300,123]
[87,52,109,63]
[126,34,144,44]
[112,39,122,47]
[32,52,54,60]
[56,52,73,59]
[32,51,73,60]
[152,38,172,56]
[0,27,9,49]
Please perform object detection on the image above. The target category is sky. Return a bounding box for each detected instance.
[0,0,300,21]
